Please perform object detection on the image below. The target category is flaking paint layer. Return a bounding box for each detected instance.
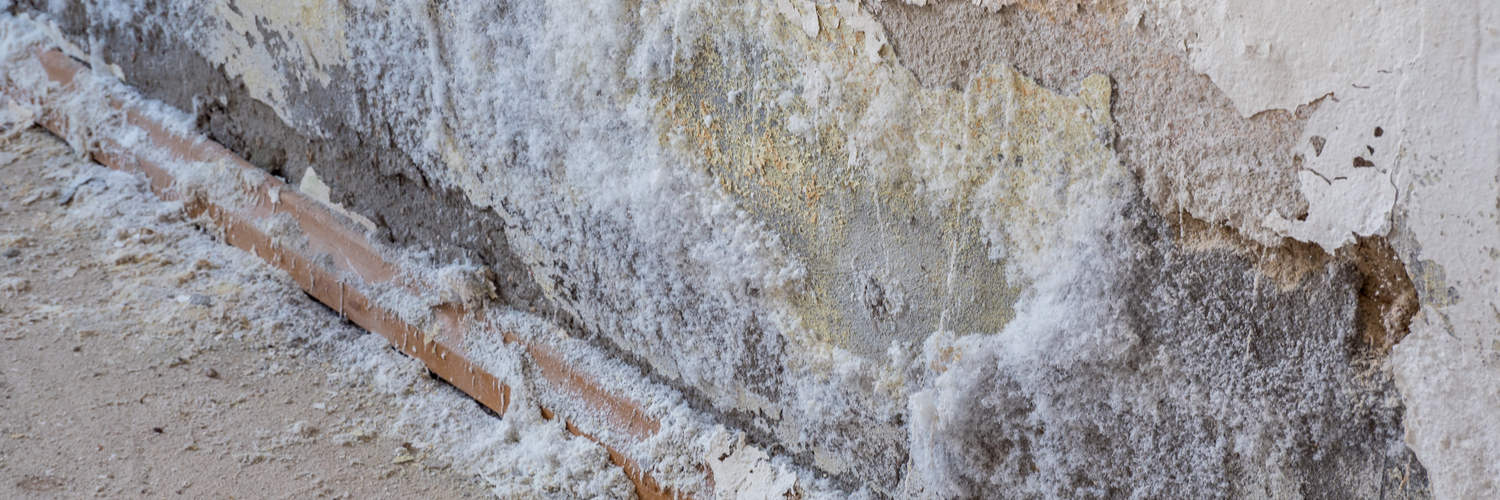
[203,0,350,127]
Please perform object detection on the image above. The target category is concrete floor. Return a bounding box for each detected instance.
[0,127,494,498]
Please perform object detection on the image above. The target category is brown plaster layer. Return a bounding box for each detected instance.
[1350,236,1420,352]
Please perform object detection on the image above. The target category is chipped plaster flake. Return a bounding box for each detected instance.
[201,0,351,123]
[778,0,889,63]
[835,1,890,63]
[298,167,333,204]
[297,167,377,233]
[705,430,798,500]
[1263,168,1396,251]
[1136,0,1421,116]
[1264,72,1404,252]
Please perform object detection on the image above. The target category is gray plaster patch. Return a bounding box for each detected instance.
[10,1,1433,496]
[870,2,1312,246]
[913,197,1429,499]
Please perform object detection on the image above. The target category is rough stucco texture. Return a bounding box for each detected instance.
[10,0,1498,497]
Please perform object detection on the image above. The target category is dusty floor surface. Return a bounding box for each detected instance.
[0,126,497,498]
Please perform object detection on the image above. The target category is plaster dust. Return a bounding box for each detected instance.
[0,111,634,497]
[0,127,482,498]
[705,429,798,500]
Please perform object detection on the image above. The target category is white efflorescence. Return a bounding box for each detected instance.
[6,0,1499,497]
[1144,1,1500,495]
[0,4,1359,499]
[0,16,640,500]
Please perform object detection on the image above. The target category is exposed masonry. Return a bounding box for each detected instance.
[871,1,1420,354]
[10,1,1437,497]
[13,1,856,492]
[870,2,1310,246]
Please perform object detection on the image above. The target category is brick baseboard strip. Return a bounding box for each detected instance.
[13,47,682,500]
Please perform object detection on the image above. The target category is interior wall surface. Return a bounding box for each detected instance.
[8,0,1497,497]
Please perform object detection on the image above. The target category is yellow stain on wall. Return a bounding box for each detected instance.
[373,0,1120,360]
[652,0,1122,353]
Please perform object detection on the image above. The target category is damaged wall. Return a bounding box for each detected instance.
[5,0,1497,497]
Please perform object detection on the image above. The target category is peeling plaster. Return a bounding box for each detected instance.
[1385,1,1500,496]
[1262,167,1395,252]
[1133,0,1422,117]
[1133,1,1500,491]
[20,0,1500,496]
[1263,70,1406,251]
[705,430,799,500]
[202,0,350,125]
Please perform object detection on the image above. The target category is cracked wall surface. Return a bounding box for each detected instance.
[8,0,1497,497]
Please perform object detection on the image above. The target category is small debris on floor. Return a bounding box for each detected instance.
[0,127,491,498]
